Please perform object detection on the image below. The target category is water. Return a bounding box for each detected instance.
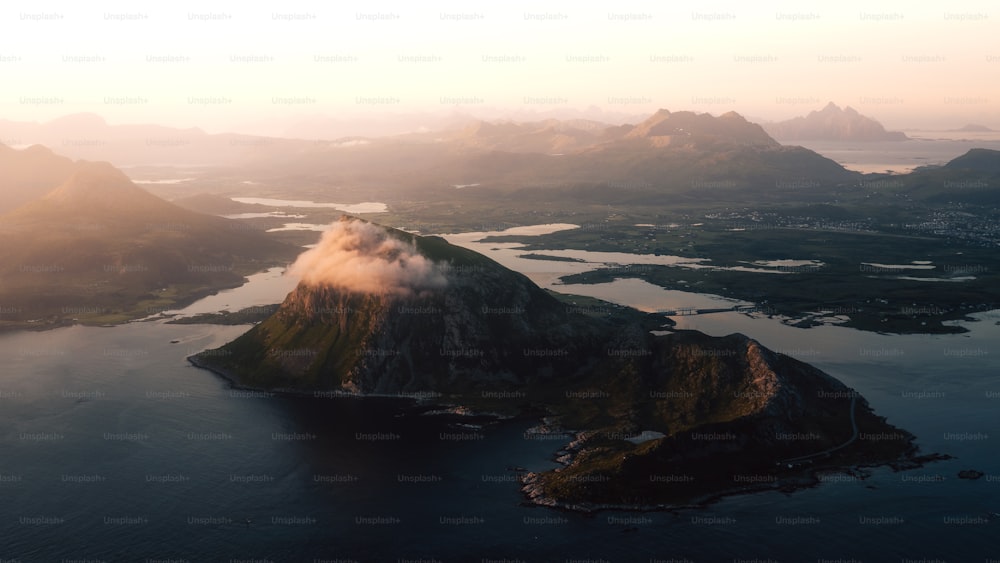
[2,233,999,559]
[794,136,1000,174]
[221,212,307,220]
[559,278,748,312]
[265,223,329,233]
[231,197,388,214]
[438,225,801,289]
[164,267,299,317]
[132,178,195,185]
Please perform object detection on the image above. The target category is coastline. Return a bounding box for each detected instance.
[518,450,944,514]
[186,350,941,516]
[185,353,513,419]
[516,421,940,514]
[187,353,434,403]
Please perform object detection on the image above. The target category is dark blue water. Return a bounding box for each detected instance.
[1,308,999,561]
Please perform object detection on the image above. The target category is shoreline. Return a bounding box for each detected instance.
[0,276,259,334]
[185,353,515,419]
[518,449,944,514]
[185,352,943,516]
[187,353,435,403]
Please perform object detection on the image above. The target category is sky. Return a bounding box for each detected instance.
[0,0,997,135]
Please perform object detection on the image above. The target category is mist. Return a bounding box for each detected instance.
[288,219,449,296]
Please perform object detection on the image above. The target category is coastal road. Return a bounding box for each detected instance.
[779,391,858,466]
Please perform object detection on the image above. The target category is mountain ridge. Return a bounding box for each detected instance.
[763,102,908,141]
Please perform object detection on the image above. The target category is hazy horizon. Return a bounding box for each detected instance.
[1,0,997,136]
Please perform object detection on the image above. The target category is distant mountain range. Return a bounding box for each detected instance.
[0,109,859,197]
[954,124,994,132]
[763,102,908,141]
[248,108,859,201]
[7,109,995,212]
[0,146,296,327]
[0,113,295,166]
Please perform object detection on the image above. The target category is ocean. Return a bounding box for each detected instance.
[1,261,997,561]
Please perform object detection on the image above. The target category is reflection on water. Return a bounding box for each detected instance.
[231,197,388,213]
[794,136,1000,173]
[222,211,307,219]
[265,223,329,233]
[166,267,299,316]
[558,278,749,312]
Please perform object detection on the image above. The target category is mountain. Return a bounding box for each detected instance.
[192,217,918,508]
[192,217,619,393]
[0,159,297,326]
[943,148,1000,174]
[623,109,779,148]
[0,143,77,214]
[451,118,617,153]
[245,109,858,202]
[955,124,994,132]
[891,149,1000,204]
[0,113,295,166]
[763,102,908,141]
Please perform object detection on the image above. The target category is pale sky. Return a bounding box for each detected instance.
[0,0,996,134]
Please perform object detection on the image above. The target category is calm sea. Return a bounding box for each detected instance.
[1,266,998,561]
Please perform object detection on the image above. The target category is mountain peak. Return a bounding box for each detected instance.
[765,103,907,141]
[944,148,1000,173]
[22,160,182,220]
[626,109,778,147]
[45,161,140,203]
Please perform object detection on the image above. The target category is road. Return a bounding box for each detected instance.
[779,391,858,466]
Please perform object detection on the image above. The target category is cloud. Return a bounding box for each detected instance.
[288,219,448,295]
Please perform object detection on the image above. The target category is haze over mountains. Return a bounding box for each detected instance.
[955,124,994,133]
[0,143,77,214]
[0,105,909,171]
[236,108,858,202]
[0,113,290,167]
[763,102,909,142]
[0,147,295,325]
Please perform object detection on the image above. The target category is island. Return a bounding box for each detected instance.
[190,216,924,509]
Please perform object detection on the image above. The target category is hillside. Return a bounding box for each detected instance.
[0,160,297,327]
[0,143,77,214]
[889,148,1000,205]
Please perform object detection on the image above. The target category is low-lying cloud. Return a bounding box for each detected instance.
[289,219,448,295]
